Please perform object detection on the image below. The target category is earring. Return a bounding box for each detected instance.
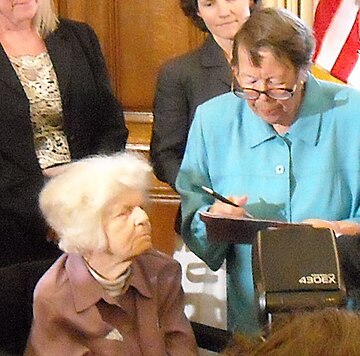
[300,80,306,92]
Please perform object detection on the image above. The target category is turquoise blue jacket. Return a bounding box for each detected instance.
[176,73,360,334]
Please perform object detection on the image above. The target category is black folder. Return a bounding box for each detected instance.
[200,211,307,244]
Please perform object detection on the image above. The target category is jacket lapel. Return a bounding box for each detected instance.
[45,27,72,102]
[0,22,73,94]
[199,35,232,87]
[130,259,166,355]
[0,45,25,93]
[135,294,165,355]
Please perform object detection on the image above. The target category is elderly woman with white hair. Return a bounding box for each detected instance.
[25,152,197,355]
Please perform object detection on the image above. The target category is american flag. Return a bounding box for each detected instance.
[313,0,360,88]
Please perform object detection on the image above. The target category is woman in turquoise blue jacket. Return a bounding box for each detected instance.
[176,7,360,335]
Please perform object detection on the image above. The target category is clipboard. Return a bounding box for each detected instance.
[200,211,309,244]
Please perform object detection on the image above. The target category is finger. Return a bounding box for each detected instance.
[230,195,248,206]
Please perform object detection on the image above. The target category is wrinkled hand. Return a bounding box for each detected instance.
[209,195,251,218]
[303,218,360,236]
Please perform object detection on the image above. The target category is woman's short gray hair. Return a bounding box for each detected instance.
[232,7,314,72]
[33,0,59,38]
[39,152,152,254]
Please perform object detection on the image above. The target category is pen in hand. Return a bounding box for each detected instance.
[201,186,254,218]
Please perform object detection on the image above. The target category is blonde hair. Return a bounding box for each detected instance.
[33,0,59,38]
[39,152,152,254]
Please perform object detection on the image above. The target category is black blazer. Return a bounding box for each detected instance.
[151,35,231,189]
[0,19,128,266]
[0,258,56,355]
[150,36,231,233]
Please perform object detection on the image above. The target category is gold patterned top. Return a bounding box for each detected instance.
[9,52,71,169]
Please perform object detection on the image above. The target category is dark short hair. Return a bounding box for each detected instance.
[180,0,261,33]
[232,7,314,71]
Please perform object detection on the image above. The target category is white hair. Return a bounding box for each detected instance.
[39,152,152,254]
[33,0,58,38]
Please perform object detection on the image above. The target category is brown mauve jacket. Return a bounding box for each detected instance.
[25,250,197,356]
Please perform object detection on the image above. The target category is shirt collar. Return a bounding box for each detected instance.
[66,253,153,313]
[127,254,153,299]
[245,107,277,148]
[246,73,332,148]
[287,73,323,145]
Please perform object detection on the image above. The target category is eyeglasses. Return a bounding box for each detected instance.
[232,82,297,101]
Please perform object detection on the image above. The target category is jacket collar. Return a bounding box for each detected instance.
[0,20,72,95]
[67,253,153,313]
[45,22,72,98]
[247,73,330,148]
[199,35,232,86]
[199,35,227,67]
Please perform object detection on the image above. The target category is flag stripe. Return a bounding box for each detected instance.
[330,21,359,82]
[314,0,358,72]
[313,0,341,59]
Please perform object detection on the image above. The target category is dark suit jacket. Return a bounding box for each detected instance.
[0,259,55,355]
[0,19,128,266]
[150,35,231,232]
[151,35,231,189]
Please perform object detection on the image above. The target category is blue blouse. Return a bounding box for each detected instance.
[176,73,360,334]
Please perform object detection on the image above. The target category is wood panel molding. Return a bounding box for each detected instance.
[124,111,179,198]
[125,111,153,153]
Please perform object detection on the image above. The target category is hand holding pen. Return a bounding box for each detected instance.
[201,186,254,218]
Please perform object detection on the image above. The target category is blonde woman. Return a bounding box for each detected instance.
[0,0,128,267]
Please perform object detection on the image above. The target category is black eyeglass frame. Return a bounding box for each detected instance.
[231,81,297,101]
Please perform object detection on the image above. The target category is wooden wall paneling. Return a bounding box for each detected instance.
[57,0,118,91]
[57,0,205,112]
[146,173,180,256]
[114,0,195,111]
[145,198,179,256]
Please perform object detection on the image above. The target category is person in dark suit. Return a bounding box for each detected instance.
[0,0,128,267]
[150,0,260,233]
